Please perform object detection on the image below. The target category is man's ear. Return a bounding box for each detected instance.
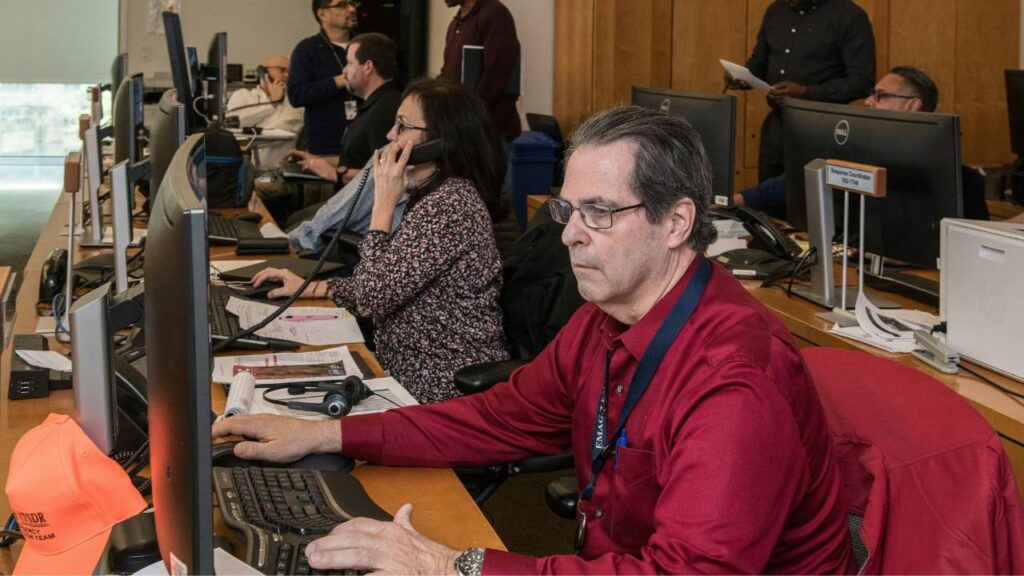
[666,197,696,249]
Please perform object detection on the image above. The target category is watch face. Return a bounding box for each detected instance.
[455,548,485,576]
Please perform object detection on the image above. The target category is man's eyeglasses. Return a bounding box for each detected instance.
[394,119,427,136]
[324,1,358,10]
[548,197,644,230]
[867,89,918,103]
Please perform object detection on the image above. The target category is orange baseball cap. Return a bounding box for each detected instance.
[5,413,147,575]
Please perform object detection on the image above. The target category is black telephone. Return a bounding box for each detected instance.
[256,65,268,82]
[39,248,68,302]
[734,206,802,261]
[407,139,443,165]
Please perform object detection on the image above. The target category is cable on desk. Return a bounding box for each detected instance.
[53,292,70,335]
[958,363,1024,401]
[211,167,372,353]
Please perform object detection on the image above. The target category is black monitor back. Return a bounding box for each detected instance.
[784,99,962,269]
[206,33,228,123]
[113,74,144,166]
[631,86,736,208]
[162,11,198,132]
[144,133,213,576]
[149,89,188,207]
[1005,70,1024,157]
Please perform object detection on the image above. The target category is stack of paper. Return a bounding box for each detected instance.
[225,296,364,345]
[829,294,938,354]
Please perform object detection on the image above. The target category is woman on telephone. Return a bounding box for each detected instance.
[252,79,509,403]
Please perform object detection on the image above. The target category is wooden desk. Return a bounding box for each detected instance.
[0,192,502,573]
[988,199,1023,221]
[526,194,550,223]
[742,278,1024,501]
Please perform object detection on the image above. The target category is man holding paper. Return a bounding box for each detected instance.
[727,0,876,182]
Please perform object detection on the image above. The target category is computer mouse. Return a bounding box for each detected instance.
[244,279,285,300]
[233,212,263,223]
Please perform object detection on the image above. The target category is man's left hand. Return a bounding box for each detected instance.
[305,504,461,574]
[768,81,809,105]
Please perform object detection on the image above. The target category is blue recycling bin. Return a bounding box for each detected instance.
[509,131,559,230]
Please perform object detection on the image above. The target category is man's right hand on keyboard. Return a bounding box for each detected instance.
[212,414,342,463]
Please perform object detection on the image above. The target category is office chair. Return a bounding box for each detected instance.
[802,348,1024,573]
[453,202,585,514]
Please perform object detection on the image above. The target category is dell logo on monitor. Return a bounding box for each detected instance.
[834,120,850,145]
[660,98,671,114]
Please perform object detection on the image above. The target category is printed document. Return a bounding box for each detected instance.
[720,59,772,92]
[225,296,364,345]
[212,345,362,384]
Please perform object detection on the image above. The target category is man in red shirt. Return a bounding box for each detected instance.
[439,0,521,142]
[213,106,854,574]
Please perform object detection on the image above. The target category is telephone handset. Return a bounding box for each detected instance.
[256,65,268,82]
[39,248,68,302]
[407,139,443,166]
[734,205,802,261]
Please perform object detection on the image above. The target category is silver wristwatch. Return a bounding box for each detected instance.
[454,547,485,576]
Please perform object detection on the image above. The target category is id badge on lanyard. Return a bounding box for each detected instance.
[344,100,358,121]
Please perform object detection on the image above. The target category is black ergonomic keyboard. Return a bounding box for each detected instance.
[213,466,390,575]
[208,213,264,244]
[209,286,299,351]
[279,160,323,181]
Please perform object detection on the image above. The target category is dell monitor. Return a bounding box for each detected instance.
[148,89,189,209]
[206,32,228,123]
[162,11,199,132]
[145,132,214,575]
[784,99,962,270]
[631,86,737,208]
[187,46,204,101]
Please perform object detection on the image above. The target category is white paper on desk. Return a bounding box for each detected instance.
[854,292,917,342]
[707,236,747,258]
[16,350,72,371]
[35,316,56,335]
[210,259,265,279]
[212,345,362,384]
[259,221,288,239]
[225,296,364,345]
[101,227,146,246]
[720,59,772,92]
[253,377,418,420]
[830,323,919,354]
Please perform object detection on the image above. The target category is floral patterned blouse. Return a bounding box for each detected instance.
[327,177,509,403]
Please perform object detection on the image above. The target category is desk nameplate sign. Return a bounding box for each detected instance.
[825,159,887,198]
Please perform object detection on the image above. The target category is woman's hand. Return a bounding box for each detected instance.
[251,267,317,299]
[287,150,339,182]
[369,141,413,232]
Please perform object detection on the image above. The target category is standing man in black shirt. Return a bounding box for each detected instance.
[289,0,359,156]
[731,0,876,182]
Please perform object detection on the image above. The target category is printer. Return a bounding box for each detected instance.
[940,218,1024,381]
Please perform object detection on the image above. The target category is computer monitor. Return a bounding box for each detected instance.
[148,89,189,208]
[1005,70,1024,158]
[145,132,214,576]
[162,11,198,132]
[631,86,737,208]
[784,99,962,270]
[187,46,204,101]
[206,32,228,123]
[111,53,128,94]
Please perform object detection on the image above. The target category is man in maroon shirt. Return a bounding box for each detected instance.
[439,0,521,141]
[213,106,855,574]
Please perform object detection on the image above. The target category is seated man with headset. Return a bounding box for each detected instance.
[214,105,854,574]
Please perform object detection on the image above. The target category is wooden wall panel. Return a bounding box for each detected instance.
[956,0,1019,166]
[888,0,956,113]
[591,0,673,112]
[744,0,774,171]
[672,0,748,194]
[852,0,889,84]
[553,0,595,134]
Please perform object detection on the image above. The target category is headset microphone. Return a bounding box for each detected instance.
[279,376,371,418]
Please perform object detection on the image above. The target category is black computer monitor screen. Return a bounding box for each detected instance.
[1005,70,1024,158]
[144,132,213,576]
[148,89,189,208]
[206,33,228,122]
[113,79,130,165]
[784,99,962,269]
[111,53,128,93]
[631,86,736,208]
[162,11,197,131]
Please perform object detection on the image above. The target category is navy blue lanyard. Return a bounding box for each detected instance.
[580,257,711,502]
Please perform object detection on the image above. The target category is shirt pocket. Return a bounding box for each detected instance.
[608,445,659,547]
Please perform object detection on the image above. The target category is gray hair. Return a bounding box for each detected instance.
[565,105,717,253]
